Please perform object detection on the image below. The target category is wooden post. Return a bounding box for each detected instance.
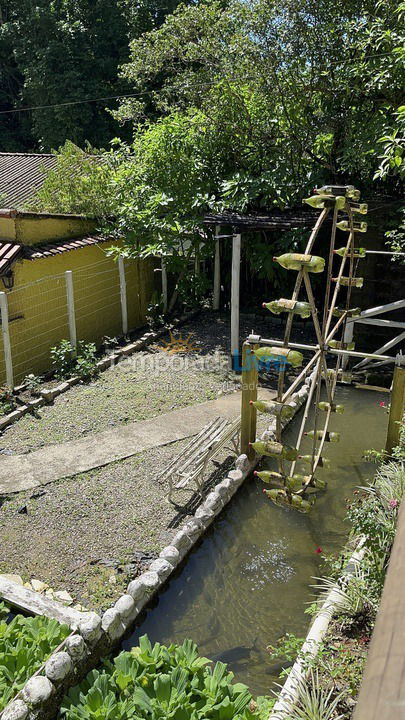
[0,291,13,389]
[213,225,221,310]
[353,501,405,720]
[386,354,405,454]
[118,256,128,335]
[240,341,258,458]
[231,232,241,368]
[161,257,168,314]
[65,270,77,355]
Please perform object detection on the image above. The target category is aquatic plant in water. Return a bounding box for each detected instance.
[0,602,70,711]
[60,635,270,719]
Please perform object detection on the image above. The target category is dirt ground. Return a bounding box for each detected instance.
[0,311,314,610]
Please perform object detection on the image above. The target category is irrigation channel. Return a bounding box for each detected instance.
[124,386,387,697]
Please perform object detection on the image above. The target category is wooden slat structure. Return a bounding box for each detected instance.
[160,416,241,502]
[354,501,405,720]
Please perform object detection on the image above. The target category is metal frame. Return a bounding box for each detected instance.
[342,299,405,371]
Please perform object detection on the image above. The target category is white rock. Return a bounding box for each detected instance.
[45,652,72,683]
[170,529,192,553]
[65,634,87,661]
[0,574,23,586]
[101,608,125,641]
[195,506,215,526]
[127,577,148,603]
[203,492,224,513]
[1,699,29,720]
[235,454,250,472]
[148,558,173,580]
[30,579,48,593]
[140,571,161,595]
[114,594,136,620]
[214,482,230,499]
[228,469,243,483]
[182,518,203,541]
[53,590,74,605]
[22,676,54,705]
[78,612,102,645]
[159,545,180,567]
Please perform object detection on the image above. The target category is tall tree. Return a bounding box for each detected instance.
[0,0,183,151]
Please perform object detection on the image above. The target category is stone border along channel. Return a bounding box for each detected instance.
[0,309,201,434]
[0,372,312,720]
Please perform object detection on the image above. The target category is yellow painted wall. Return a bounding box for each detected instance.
[0,241,156,385]
[0,213,96,245]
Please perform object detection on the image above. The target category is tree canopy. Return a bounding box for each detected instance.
[32,0,404,223]
[0,0,183,150]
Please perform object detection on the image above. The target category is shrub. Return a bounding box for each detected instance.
[0,386,16,415]
[51,339,98,380]
[23,373,43,396]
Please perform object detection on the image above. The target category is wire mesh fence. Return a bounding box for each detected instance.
[0,255,156,387]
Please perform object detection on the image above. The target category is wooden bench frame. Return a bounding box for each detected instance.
[159,416,241,503]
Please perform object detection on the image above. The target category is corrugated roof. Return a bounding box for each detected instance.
[204,210,320,230]
[0,153,57,209]
[0,242,23,276]
[24,235,106,259]
[0,235,107,276]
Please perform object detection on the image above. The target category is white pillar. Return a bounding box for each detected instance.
[213,225,221,310]
[0,291,13,388]
[161,257,168,313]
[118,256,128,335]
[231,233,241,366]
[342,319,355,369]
[65,270,77,354]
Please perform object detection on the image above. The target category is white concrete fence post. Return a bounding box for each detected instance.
[213,224,221,311]
[0,291,14,389]
[161,257,168,314]
[231,233,241,367]
[342,318,355,369]
[65,270,77,355]
[118,256,128,335]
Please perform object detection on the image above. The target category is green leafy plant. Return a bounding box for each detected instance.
[23,373,43,397]
[0,605,70,711]
[51,339,99,381]
[0,386,16,415]
[60,635,264,719]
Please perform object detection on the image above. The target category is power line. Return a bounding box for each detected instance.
[0,51,395,116]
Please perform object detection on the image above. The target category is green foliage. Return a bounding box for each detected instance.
[0,606,70,711]
[29,0,404,289]
[23,373,43,397]
[385,206,405,263]
[60,635,263,719]
[0,0,184,151]
[267,633,305,666]
[286,670,347,720]
[51,339,98,381]
[28,142,117,216]
[0,386,16,415]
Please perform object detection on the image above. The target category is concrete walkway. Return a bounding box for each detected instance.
[0,389,275,495]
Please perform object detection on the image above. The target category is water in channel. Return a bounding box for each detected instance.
[124,387,388,696]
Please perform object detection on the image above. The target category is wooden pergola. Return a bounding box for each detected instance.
[203,210,319,363]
